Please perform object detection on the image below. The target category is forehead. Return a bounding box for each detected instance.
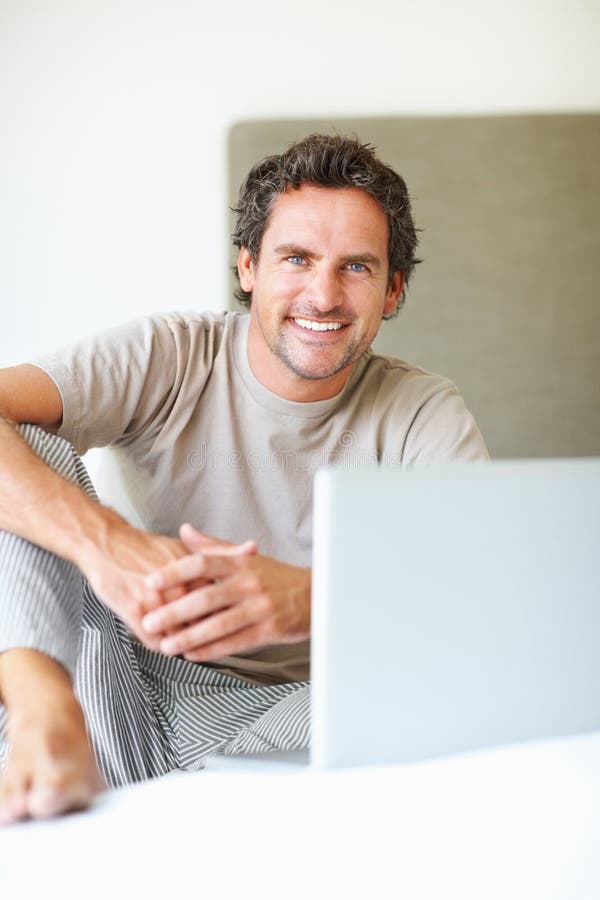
[261,184,389,252]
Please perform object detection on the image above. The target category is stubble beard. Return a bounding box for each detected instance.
[272,325,372,382]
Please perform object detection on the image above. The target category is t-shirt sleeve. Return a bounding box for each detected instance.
[29,312,213,456]
[402,381,490,466]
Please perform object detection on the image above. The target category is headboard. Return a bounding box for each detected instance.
[228,115,600,458]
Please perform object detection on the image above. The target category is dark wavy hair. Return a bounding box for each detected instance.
[231,133,421,317]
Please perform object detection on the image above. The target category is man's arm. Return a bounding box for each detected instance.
[0,364,103,558]
[0,364,63,430]
[0,365,194,644]
[0,365,309,657]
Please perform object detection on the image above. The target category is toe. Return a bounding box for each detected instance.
[0,773,30,825]
[27,782,92,819]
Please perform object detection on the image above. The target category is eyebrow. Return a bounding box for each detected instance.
[272,244,383,269]
[272,243,316,258]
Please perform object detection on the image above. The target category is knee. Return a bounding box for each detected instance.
[16,425,97,500]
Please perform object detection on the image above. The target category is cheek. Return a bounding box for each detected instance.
[365,279,393,311]
[268,271,306,298]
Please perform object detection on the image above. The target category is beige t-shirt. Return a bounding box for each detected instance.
[33,311,488,684]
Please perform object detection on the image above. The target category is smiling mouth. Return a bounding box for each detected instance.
[290,317,349,332]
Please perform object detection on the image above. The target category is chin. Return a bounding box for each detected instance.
[288,354,355,382]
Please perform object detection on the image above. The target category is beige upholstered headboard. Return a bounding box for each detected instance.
[228,115,600,459]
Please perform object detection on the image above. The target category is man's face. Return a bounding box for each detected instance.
[239,184,403,401]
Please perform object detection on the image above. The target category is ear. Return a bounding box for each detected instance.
[383,271,405,317]
[237,247,255,293]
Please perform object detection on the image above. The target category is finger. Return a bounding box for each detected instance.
[185,540,258,558]
[142,580,239,634]
[158,601,263,656]
[146,551,249,592]
[136,583,165,612]
[118,590,164,650]
[123,609,164,651]
[123,618,163,652]
[179,523,227,547]
[145,554,212,591]
[179,523,257,556]
[183,624,268,662]
[162,584,190,605]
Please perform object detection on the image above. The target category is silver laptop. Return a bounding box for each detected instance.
[207,459,600,771]
[311,458,600,768]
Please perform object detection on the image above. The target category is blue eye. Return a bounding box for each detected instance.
[347,262,366,272]
[288,256,304,265]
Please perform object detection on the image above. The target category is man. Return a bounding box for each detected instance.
[0,134,488,823]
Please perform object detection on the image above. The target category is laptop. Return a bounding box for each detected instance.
[207,458,600,771]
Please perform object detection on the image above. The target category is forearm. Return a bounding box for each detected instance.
[0,415,123,568]
[0,417,194,649]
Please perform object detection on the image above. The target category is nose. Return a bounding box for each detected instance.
[306,264,342,313]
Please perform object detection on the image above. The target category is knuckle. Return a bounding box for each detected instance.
[190,554,207,574]
[244,571,262,594]
[232,556,251,578]
[257,591,275,615]
[198,584,218,610]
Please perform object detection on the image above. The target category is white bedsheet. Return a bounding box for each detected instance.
[2,731,599,900]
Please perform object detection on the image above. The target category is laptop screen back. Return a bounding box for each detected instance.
[310,460,600,768]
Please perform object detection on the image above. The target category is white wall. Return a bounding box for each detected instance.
[1,0,599,366]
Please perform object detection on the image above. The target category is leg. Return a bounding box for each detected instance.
[1,426,311,811]
[0,426,104,822]
[132,642,310,769]
[0,427,178,796]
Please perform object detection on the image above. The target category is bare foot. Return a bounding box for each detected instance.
[0,650,105,824]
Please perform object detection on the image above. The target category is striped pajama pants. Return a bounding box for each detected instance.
[0,426,310,788]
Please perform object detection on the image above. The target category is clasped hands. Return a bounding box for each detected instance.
[114,523,310,661]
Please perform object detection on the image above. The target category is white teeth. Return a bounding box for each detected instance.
[293,318,344,332]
